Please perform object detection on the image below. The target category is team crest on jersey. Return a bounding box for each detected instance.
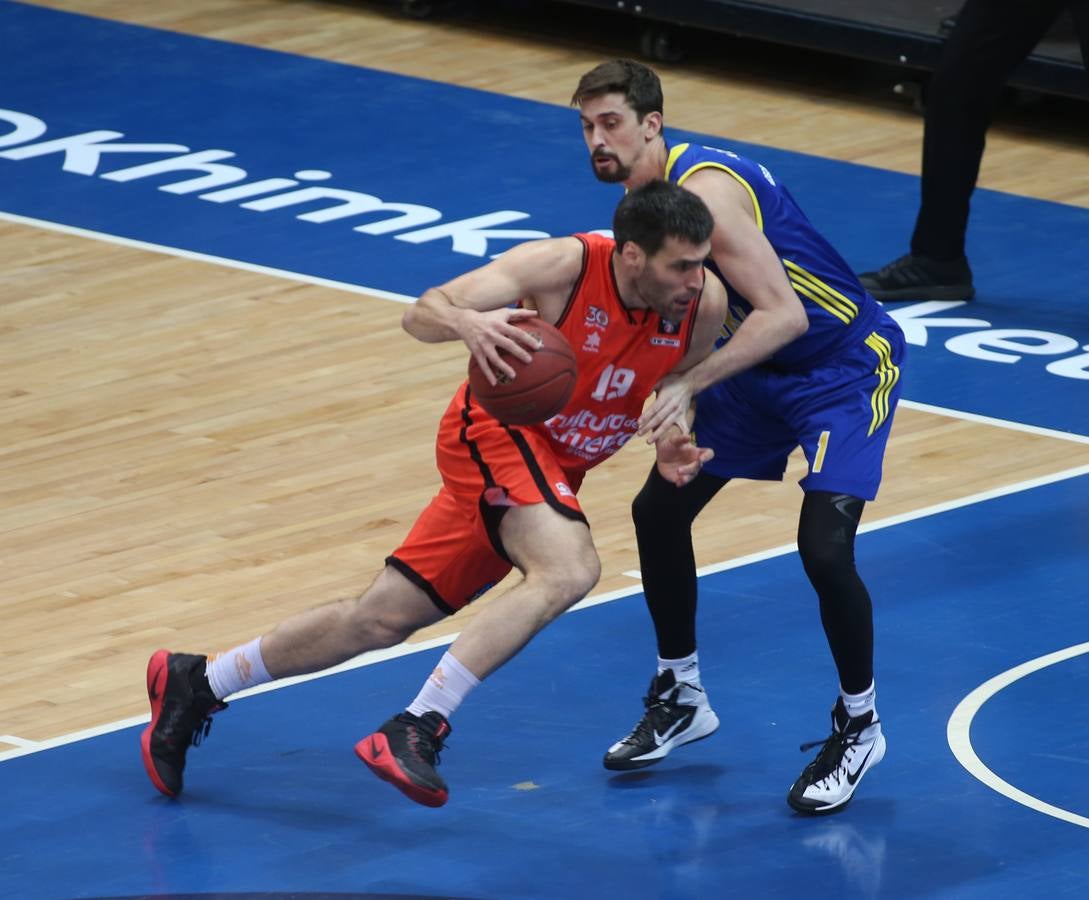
[582,331,602,353]
[585,305,609,329]
[658,318,680,335]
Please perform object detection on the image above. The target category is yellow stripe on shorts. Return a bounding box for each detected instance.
[864,332,900,436]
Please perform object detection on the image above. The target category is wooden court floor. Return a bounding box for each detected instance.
[3,0,1089,750]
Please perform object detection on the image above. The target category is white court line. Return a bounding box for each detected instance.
[0,584,646,764]
[623,462,1089,579]
[7,211,1086,443]
[900,399,1089,445]
[4,213,1089,763]
[0,735,39,750]
[0,211,417,304]
[947,643,1089,829]
[5,465,1087,765]
[5,211,1089,432]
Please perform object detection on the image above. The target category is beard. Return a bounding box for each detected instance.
[590,151,631,184]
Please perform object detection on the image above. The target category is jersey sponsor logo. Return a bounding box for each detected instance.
[554,481,575,498]
[547,408,641,462]
[650,336,680,348]
[585,305,609,329]
[582,331,602,353]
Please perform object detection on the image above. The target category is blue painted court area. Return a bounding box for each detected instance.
[2,475,1088,899]
[1,1,1087,434]
[3,3,1089,898]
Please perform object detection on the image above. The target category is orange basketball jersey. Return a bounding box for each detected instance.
[398,234,705,610]
[439,231,703,480]
[539,232,702,471]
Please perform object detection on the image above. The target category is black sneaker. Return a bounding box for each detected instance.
[787,697,886,815]
[603,670,720,771]
[355,711,452,808]
[859,253,974,301]
[140,650,226,797]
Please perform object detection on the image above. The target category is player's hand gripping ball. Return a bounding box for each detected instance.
[468,320,577,425]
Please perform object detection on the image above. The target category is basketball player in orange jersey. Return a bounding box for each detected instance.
[140,180,729,808]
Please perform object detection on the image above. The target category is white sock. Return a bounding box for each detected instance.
[407,651,481,720]
[658,650,701,687]
[841,680,876,720]
[205,636,272,701]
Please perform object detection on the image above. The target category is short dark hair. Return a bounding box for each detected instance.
[571,59,663,120]
[613,180,713,257]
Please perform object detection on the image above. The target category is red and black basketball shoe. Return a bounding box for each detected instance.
[140,650,226,797]
[355,711,451,808]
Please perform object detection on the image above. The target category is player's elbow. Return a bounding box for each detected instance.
[401,299,439,342]
[785,303,809,340]
[401,304,422,338]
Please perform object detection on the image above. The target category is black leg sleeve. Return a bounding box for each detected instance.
[797,491,874,695]
[631,466,727,660]
[912,0,1069,259]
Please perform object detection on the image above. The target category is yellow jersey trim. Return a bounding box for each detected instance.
[783,259,859,325]
[666,143,764,231]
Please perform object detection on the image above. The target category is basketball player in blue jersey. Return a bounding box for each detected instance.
[572,60,906,815]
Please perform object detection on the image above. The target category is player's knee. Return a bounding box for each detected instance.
[632,472,688,533]
[342,595,418,650]
[534,548,600,613]
[558,547,601,601]
[798,531,856,587]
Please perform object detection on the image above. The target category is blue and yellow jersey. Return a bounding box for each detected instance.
[665,141,882,371]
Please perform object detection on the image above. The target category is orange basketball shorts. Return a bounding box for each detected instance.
[387,384,587,614]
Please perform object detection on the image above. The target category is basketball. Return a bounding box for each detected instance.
[467,319,577,425]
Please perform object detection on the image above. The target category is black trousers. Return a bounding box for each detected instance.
[912,0,1089,260]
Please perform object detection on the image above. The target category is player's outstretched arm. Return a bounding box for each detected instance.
[402,237,584,384]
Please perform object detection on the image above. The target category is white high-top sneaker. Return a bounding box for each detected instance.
[788,696,886,815]
[603,669,720,771]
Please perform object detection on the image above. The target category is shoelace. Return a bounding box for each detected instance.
[798,728,862,787]
[191,716,214,747]
[874,254,925,284]
[161,697,225,750]
[621,693,679,746]
[403,718,447,766]
[874,254,912,276]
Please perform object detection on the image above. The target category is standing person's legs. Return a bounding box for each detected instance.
[861,0,1067,299]
[1069,0,1089,67]
[912,0,1069,260]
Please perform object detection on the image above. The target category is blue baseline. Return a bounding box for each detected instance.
[1,2,1087,434]
[1,475,1087,900]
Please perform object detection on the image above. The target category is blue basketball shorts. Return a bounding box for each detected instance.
[694,318,905,501]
